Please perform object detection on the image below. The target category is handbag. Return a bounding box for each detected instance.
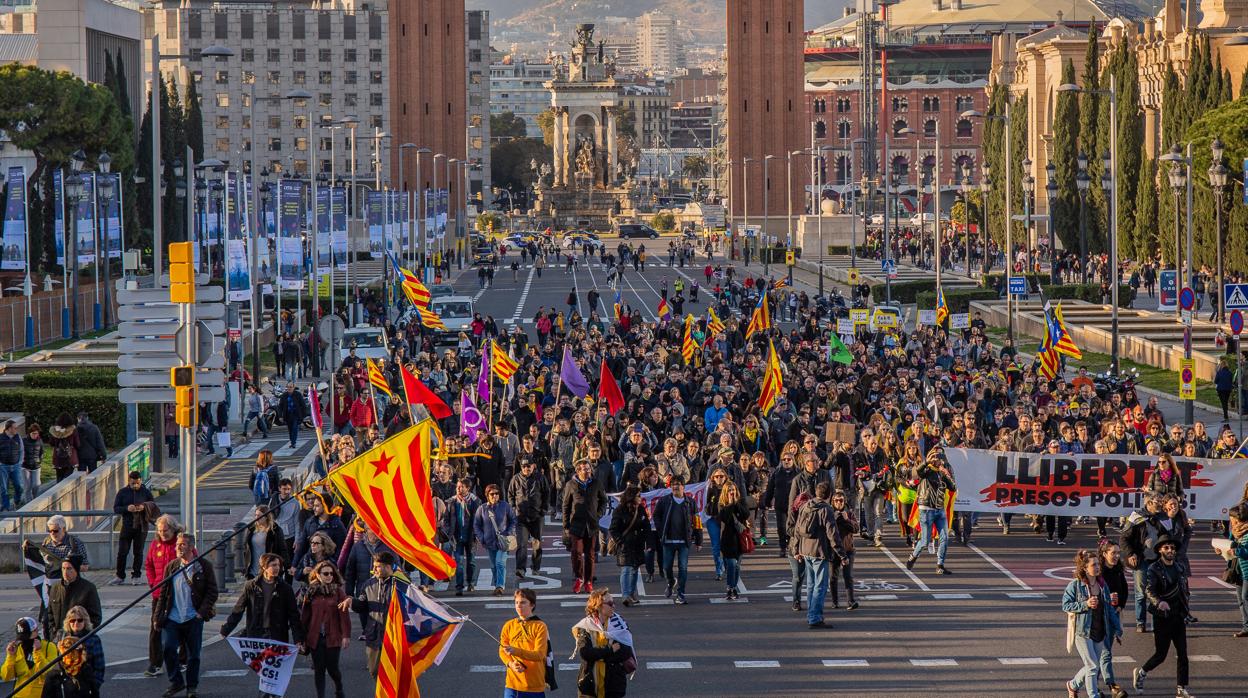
[488,509,518,553]
[607,506,640,557]
[1223,558,1243,586]
[737,518,756,555]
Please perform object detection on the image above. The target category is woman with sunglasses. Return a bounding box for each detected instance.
[298,561,351,698]
[55,606,105,693]
[572,588,633,698]
[717,482,751,600]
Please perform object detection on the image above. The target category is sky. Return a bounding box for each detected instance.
[473,0,853,29]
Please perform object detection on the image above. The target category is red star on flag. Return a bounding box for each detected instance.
[371,452,394,476]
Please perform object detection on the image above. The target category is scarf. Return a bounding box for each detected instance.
[569,611,635,695]
[1158,468,1173,483]
[58,638,84,677]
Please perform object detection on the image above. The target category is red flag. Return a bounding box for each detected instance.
[597,358,625,416]
[401,365,452,419]
[307,385,323,430]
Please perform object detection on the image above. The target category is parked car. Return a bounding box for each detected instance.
[430,296,474,345]
[617,223,660,239]
[338,325,389,362]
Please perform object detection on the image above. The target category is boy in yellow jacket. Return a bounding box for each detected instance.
[499,588,550,697]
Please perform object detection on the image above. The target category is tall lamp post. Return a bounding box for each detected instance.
[979,166,992,277]
[1160,144,1188,322]
[1099,150,1119,373]
[959,162,972,278]
[763,154,775,276]
[66,150,86,339]
[742,157,752,263]
[1160,143,1195,423]
[1208,138,1229,324]
[1020,164,1035,341]
[1045,162,1059,286]
[1076,151,1090,284]
[785,148,806,286]
[96,152,114,329]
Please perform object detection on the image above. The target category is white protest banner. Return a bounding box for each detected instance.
[227,636,299,696]
[918,309,937,326]
[949,313,970,329]
[944,448,1248,519]
[836,318,854,335]
[598,481,709,531]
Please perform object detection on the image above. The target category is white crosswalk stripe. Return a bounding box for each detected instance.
[734,660,780,668]
[910,659,958,666]
[646,661,693,670]
[822,659,870,667]
[998,658,1047,665]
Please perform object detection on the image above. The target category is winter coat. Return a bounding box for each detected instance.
[351,575,401,649]
[792,499,846,561]
[112,485,155,533]
[144,536,179,599]
[446,494,482,545]
[47,425,79,470]
[21,436,43,471]
[574,628,630,698]
[0,639,58,698]
[220,576,304,643]
[152,558,219,628]
[609,502,652,568]
[562,476,607,539]
[507,471,550,524]
[716,501,751,560]
[343,536,394,597]
[299,587,352,651]
[73,419,106,470]
[48,577,102,631]
[36,665,98,698]
[473,500,517,552]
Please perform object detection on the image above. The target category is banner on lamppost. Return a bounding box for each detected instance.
[227,237,251,302]
[437,188,448,239]
[226,172,242,243]
[2,166,28,271]
[366,189,383,258]
[399,191,410,250]
[331,186,347,268]
[53,169,65,267]
[75,173,96,268]
[423,188,435,241]
[100,173,122,260]
[277,179,304,290]
[315,185,331,274]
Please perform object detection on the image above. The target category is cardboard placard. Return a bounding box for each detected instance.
[825,421,858,445]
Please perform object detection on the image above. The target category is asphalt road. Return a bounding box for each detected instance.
[90,238,1248,697]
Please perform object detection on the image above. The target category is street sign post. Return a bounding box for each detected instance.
[880,259,897,280]
[1230,309,1244,336]
[1223,283,1248,311]
[1179,286,1194,311]
[846,267,859,285]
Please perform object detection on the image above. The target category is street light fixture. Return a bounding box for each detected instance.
[959,162,973,278]
[1076,154,1090,285]
[1209,138,1229,324]
[67,149,87,338]
[980,167,992,277]
[1045,162,1058,285]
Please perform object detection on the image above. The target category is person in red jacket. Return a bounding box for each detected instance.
[299,561,352,698]
[142,514,182,677]
[349,392,376,432]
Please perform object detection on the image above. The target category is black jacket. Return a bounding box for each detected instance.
[507,471,550,523]
[112,485,154,532]
[152,558,219,628]
[1144,559,1189,618]
[763,464,800,512]
[574,628,631,698]
[74,419,106,468]
[48,577,102,631]
[787,468,832,507]
[562,477,607,538]
[220,576,304,643]
[609,502,652,568]
[39,665,98,698]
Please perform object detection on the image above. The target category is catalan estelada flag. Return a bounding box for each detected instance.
[377,583,464,698]
[657,297,671,322]
[366,358,392,397]
[758,340,783,414]
[326,422,455,580]
[745,291,771,339]
[935,286,949,326]
[681,315,696,364]
[705,307,725,338]
[1048,302,1082,359]
[490,340,519,382]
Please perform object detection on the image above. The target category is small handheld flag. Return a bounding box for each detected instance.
[745,292,771,339]
[490,340,519,382]
[367,358,393,397]
[935,286,949,326]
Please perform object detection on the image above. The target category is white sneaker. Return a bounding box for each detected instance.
[107,577,125,586]
[1176,688,1194,698]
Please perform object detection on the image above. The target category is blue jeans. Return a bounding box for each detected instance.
[0,462,23,511]
[909,508,949,566]
[1237,578,1248,632]
[1098,636,1117,687]
[487,548,507,589]
[804,557,830,625]
[619,565,639,598]
[661,543,690,594]
[454,541,477,591]
[286,421,299,448]
[1133,560,1154,626]
[161,616,204,688]
[1070,636,1104,698]
[503,689,545,698]
[788,556,805,598]
[243,410,268,437]
[724,557,741,591]
[705,518,724,576]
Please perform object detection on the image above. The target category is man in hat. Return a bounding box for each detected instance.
[1133,535,1193,697]
[905,448,956,575]
[48,555,102,631]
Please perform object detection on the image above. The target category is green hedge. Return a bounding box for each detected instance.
[8,388,128,447]
[871,279,935,304]
[1041,283,1136,308]
[916,288,1001,315]
[824,245,856,256]
[759,246,802,264]
[22,367,120,389]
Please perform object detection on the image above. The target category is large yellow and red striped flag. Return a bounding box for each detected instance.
[680,315,696,364]
[705,307,725,340]
[390,253,431,308]
[377,584,464,698]
[366,358,392,397]
[326,422,455,580]
[906,487,957,536]
[489,340,519,382]
[758,340,783,414]
[745,291,771,339]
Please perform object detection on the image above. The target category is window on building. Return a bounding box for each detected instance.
[319,71,333,85]
[369,13,381,40]
[318,13,331,40]
[370,115,383,128]
[293,97,308,109]
[242,116,251,129]
[241,48,255,62]
[345,94,358,107]
[294,115,308,129]
[468,11,482,40]
[319,48,332,63]
[241,12,254,39]
[295,137,308,152]
[892,97,908,112]
[956,118,972,138]
[344,49,357,62]
[924,119,937,137]
[837,98,851,113]
[370,71,382,85]
[320,93,332,107]
[267,70,281,85]
[189,48,202,62]
[293,49,306,63]
[344,14,356,40]
[319,137,332,151]
[469,114,482,127]
[266,12,279,40]
[369,93,383,107]
[215,137,229,152]
[241,138,251,152]
[213,12,228,39]
[188,11,202,39]
[923,97,940,112]
[216,115,229,129]
[369,49,382,63]
[215,93,230,108]
[242,70,255,84]
[293,13,305,39]
[267,48,280,62]
[814,120,826,138]
[269,138,282,152]
[241,94,250,108]
[215,70,228,85]
[893,119,908,137]
[293,71,306,85]
[470,72,481,85]
[471,136,483,150]
[837,120,851,139]
[344,71,357,85]
[268,116,281,129]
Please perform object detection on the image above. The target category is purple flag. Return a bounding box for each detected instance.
[460,392,485,444]
[477,342,491,404]
[559,348,591,398]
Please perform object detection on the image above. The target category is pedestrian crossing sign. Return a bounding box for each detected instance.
[1224,283,1248,310]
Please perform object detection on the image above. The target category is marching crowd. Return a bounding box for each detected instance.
[5,236,1248,698]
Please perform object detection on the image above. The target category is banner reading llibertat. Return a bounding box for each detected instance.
[315,185,331,274]
[102,173,122,260]
[945,448,1248,519]
[53,170,65,267]
[330,186,347,268]
[277,179,304,290]
[366,190,383,258]
[75,173,96,268]
[2,167,28,271]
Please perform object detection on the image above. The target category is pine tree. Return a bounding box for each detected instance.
[1052,59,1081,253]
[1079,26,1104,254]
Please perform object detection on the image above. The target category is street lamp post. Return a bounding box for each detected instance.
[1099,150,1118,373]
[96,152,114,329]
[67,150,86,339]
[742,157,752,264]
[786,149,805,286]
[1161,144,1188,322]
[980,166,992,276]
[1021,165,1035,342]
[959,162,972,278]
[1075,151,1090,285]
[1045,162,1059,286]
[1209,138,1229,324]
[763,154,775,276]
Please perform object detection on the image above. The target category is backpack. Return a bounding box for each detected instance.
[53,438,74,465]
[253,466,274,504]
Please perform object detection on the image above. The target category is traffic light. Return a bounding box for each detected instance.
[169,241,195,304]
[175,385,197,428]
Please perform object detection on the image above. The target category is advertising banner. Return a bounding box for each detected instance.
[1159,269,1178,310]
[227,238,251,302]
[277,179,304,290]
[399,192,410,250]
[366,190,383,258]
[423,189,435,239]
[74,173,96,268]
[2,167,28,271]
[315,186,331,274]
[331,186,347,269]
[945,448,1248,519]
[54,169,65,267]
[101,173,122,260]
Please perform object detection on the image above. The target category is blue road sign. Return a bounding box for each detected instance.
[1008,276,1027,295]
[1179,286,1195,311]
[1230,309,1244,336]
[881,259,896,275]
[1224,283,1248,310]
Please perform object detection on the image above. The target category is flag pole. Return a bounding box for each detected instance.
[367,379,382,431]
[311,389,328,465]
[554,347,564,405]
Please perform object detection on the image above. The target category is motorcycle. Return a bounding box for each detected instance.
[1093,367,1140,401]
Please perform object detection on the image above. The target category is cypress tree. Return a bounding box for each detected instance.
[184,80,204,164]
[137,88,153,236]
[1009,94,1029,248]
[1132,148,1158,261]
[1079,25,1105,254]
[115,54,132,118]
[1240,64,1248,99]
[103,51,117,99]
[1052,59,1081,252]
[983,84,1007,246]
[1113,43,1143,259]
